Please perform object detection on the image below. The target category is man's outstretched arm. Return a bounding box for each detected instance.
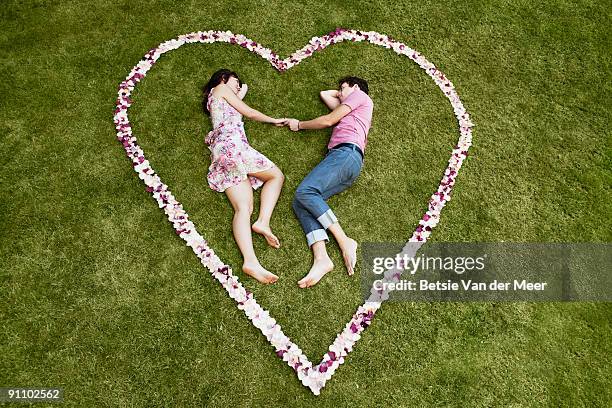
[287,104,351,131]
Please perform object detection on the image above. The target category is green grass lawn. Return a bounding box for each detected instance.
[1,0,610,406]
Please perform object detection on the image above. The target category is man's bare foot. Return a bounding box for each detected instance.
[243,262,279,284]
[340,237,358,275]
[298,257,334,288]
[252,221,280,249]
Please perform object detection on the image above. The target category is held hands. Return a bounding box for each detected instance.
[285,118,300,131]
[270,118,301,131]
[271,118,287,127]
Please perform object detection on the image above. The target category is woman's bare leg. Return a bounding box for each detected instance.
[225,180,278,284]
[249,166,284,248]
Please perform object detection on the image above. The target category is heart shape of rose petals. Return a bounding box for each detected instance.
[113,28,473,395]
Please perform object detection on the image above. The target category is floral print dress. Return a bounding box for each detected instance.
[205,93,275,192]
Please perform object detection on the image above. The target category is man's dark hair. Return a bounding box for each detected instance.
[338,76,369,95]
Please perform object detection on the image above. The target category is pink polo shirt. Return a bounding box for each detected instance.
[328,89,374,153]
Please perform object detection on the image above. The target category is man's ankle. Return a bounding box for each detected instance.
[336,235,351,248]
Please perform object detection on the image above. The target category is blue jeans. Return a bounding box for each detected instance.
[292,144,363,247]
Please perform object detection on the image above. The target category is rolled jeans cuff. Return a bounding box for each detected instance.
[306,229,329,247]
[316,209,338,230]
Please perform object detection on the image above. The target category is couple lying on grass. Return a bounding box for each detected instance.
[202,69,373,288]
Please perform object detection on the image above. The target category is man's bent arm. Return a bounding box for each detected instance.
[320,90,341,110]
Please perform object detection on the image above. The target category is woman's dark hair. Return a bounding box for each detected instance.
[202,69,241,115]
[338,76,369,95]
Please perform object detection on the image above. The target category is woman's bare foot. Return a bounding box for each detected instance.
[243,262,279,284]
[298,257,334,288]
[252,221,280,249]
[340,237,358,275]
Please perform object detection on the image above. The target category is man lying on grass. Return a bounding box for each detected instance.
[283,76,374,288]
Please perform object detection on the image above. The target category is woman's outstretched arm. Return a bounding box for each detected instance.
[216,84,284,125]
